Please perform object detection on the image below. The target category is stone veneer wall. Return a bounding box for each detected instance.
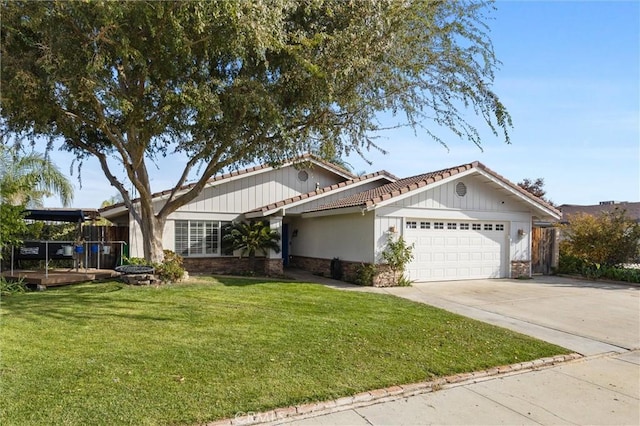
[511,260,531,278]
[290,255,396,287]
[183,256,283,276]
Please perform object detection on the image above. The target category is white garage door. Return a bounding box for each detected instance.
[404,219,507,282]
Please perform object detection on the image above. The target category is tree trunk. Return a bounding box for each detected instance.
[137,201,166,264]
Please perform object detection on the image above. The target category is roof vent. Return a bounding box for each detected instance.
[298,170,309,182]
[455,182,467,197]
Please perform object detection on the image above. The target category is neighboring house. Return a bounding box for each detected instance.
[100,156,560,285]
[558,201,640,223]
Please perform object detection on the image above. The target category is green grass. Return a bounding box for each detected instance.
[0,277,570,425]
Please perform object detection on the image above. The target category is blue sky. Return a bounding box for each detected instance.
[43,0,639,208]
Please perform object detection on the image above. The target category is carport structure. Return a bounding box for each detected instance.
[1,208,122,287]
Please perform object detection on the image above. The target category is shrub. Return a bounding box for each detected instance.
[1,276,26,296]
[557,253,640,283]
[353,263,377,286]
[381,235,414,286]
[560,209,640,267]
[155,250,185,283]
[122,250,185,283]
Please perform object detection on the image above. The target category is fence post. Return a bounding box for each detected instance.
[45,241,49,278]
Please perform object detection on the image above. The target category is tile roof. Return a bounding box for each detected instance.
[246,170,398,215]
[306,161,561,217]
[309,162,478,212]
[99,153,355,214]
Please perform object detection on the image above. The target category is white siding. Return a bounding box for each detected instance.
[376,173,536,271]
[291,212,375,263]
[179,165,345,214]
[386,174,526,213]
[125,163,349,256]
[510,221,531,261]
[374,216,403,263]
[128,211,144,258]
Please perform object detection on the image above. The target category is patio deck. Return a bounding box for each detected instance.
[1,268,121,287]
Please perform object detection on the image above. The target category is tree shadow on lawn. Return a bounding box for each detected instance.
[1,284,185,323]
[212,274,298,287]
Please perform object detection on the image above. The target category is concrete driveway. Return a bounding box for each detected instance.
[267,273,640,426]
[375,275,640,356]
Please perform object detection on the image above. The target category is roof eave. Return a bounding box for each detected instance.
[474,168,562,220]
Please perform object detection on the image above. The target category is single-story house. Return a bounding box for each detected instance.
[100,155,561,285]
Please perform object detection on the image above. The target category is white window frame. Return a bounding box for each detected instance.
[175,220,231,257]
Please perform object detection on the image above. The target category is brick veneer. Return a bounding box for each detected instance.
[511,260,531,278]
[182,256,282,276]
[289,256,397,287]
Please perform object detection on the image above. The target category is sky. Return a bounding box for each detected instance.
[40,0,639,209]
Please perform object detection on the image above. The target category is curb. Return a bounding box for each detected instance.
[206,352,583,426]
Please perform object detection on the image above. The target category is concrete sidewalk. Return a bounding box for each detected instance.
[272,350,639,425]
[229,272,640,425]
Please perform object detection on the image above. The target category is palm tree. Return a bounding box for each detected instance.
[0,145,74,207]
[222,221,281,274]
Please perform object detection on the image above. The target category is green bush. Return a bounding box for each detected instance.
[122,250,185,283]
[558,254,640,283]
[353,263,377,286]
[155,250,185,283]
[560,209,640,267]
[381,235,414,286]
[0,276,27,296]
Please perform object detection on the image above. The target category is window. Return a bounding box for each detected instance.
[420,221,431,229]
[496,224,505,231]
[460,223,470,230]
[484,224,493,231]
[406,221,417,229]
[175,220,231,257]
[434,222,444,229]
[447,222,457,230]
[472,223,481,230]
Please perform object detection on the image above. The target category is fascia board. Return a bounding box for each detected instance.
[474,168,561,220]
[99,204,129,219]
[301,206,364,218]
[246,174,394,218]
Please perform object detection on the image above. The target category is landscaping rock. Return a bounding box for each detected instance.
[120,274,161,286]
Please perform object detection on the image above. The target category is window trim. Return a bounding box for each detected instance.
[174,219,231,257]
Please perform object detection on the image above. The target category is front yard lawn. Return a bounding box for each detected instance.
[0,277,570,425]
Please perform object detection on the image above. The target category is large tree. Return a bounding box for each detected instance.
[2,0,512,262]
[517,177,554,206]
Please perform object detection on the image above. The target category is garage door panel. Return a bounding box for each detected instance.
[406,219,507,282]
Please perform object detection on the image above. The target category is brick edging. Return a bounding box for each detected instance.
[206,352,583,426]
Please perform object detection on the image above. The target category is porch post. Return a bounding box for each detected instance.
[269,216,283,259]
[267,216,284,275]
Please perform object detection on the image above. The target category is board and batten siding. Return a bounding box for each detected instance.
[509,220,532,261]
[374,173,537,267]
[124,164,348,257]
[386,175,526,212]
[178,166,345,214]
[374,216,403,263]
[290,211,375,263]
